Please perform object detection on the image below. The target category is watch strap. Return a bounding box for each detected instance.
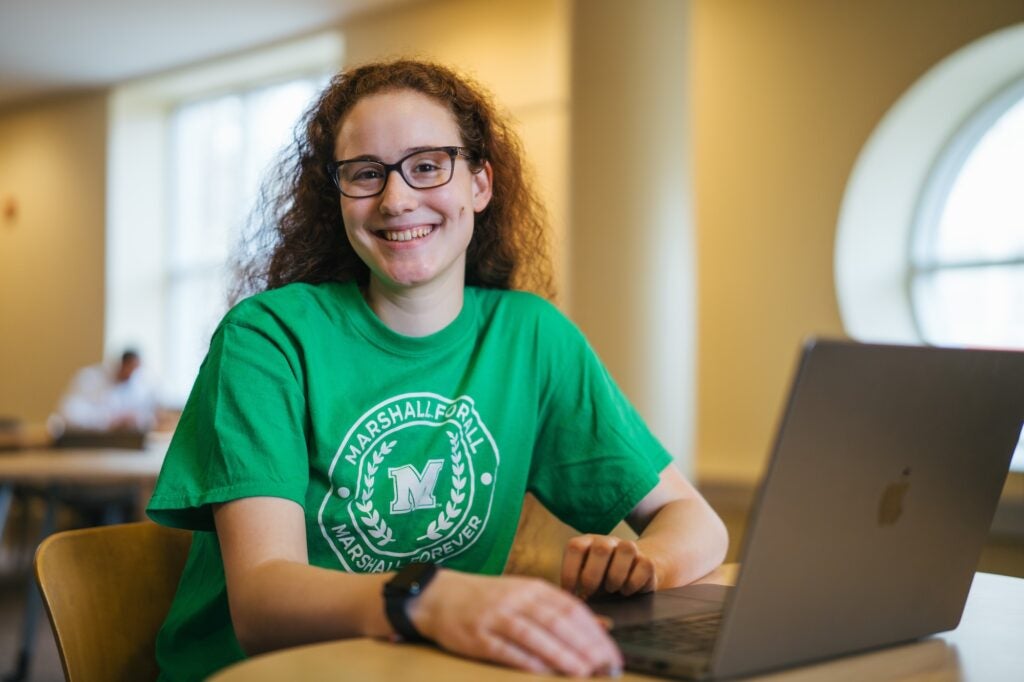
[383,562,438,642]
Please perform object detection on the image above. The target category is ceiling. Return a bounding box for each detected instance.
[0,0,417,108]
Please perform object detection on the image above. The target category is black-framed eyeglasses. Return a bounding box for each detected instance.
[326,146,476,198]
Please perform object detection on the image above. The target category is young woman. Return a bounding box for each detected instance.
[147,60,727,681]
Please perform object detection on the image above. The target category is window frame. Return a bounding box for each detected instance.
[106,33,343,407]
[908,75,1024,346]
[834,24,1024,472]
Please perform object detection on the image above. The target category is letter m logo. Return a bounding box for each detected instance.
[389,460,445,514]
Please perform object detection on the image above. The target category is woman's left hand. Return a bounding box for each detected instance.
[560,534,659,599]
[561,465,730,601]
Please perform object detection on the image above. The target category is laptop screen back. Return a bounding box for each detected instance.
[710,339,1024,679]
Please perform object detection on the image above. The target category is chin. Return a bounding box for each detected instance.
[378,265,442,289]
[377,253,467,290]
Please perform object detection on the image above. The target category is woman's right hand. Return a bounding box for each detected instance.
[409,570,623,677]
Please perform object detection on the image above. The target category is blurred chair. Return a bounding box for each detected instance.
[2,433,156,682]
[0,416,22,451]
[34,522,191,682]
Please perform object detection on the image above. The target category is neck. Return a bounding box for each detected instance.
[365,272,465,337]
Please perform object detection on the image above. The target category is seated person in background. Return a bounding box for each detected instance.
[48,349,159,521]
[56,349,157,432]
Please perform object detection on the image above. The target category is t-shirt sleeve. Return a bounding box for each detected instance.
[527,304,673,535]
[147,319,309,531]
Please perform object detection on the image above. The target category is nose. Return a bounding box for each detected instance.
[377,168,418,215]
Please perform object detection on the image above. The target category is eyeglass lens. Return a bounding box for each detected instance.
[338,149,455,197]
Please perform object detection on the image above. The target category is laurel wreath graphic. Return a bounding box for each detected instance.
[418,431,468,541]
[354,440,396,546]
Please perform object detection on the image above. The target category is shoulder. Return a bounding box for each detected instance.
[222,281,352,331]
[208,282,356,362]
[471,288,588,351]
[76,363,107,379]
[472,288,574,328]
[69,363,110,388]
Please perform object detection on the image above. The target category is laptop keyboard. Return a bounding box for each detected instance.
[613,611,722,653]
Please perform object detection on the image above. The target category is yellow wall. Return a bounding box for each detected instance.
[2,0,1023,481]
[692,0,1024,482]
[0,92,108,422]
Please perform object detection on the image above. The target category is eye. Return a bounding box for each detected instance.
[412,161,443,173]
[343,164,384,183]
[405,151,452,178]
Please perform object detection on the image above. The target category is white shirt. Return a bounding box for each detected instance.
[57,362,158,431]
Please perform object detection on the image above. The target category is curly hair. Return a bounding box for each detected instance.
[234,59,554,301]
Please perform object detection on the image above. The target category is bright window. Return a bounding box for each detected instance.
[910,84,1024,350]
[165,77,327,403]
[910,82,1024,473]
[835,25,1024,472]
[106,33,342,407]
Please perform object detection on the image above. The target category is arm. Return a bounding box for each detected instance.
[214,496,391,651]
[216,496,623,676]
[561,464,728,598]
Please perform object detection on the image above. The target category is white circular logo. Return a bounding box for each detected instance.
[318,393,499,572]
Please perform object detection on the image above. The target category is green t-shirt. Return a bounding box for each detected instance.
[147,281,672,681]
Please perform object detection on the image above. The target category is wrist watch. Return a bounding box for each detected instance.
[383,562,438,642]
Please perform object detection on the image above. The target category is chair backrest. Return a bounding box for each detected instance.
[34,522,192,682]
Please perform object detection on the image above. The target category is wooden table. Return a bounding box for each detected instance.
[0,440,168,524]
[0,439,168,682]
[210,568,1024,682]
[0,441,168,484]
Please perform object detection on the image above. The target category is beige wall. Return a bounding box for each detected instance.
[0,92,108,422]
[3,0,1023,478]
[692,0,1024,482]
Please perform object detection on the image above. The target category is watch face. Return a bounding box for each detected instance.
[390,562,437,594]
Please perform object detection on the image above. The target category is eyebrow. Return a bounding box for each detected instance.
[338,146,448,163]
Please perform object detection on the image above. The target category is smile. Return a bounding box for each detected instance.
[375,226,435,242]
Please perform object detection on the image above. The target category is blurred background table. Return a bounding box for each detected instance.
[0,435,168,681]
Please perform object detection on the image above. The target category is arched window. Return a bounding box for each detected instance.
[910,81,1024,349]
[835,25,1024,471]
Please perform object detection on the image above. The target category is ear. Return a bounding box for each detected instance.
[471,161,493,213]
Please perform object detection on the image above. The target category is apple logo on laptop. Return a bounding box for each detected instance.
[878,467,911,526]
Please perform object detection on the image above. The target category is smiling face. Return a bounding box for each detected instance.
[334,89,492,295]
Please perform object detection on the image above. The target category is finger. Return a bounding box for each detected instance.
[561,535,592,593]
[602,540,638,594]
[529,592,624,674]
[621,554,657,596]
[578,536,619,598]
[494,609,594,676]
[477,632,552,675]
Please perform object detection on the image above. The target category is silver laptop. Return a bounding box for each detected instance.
[592,338,1024,680]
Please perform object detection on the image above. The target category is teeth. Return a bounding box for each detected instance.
[382,226,434,242]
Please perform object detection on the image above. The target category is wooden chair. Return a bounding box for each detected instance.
[34,522,192,682]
